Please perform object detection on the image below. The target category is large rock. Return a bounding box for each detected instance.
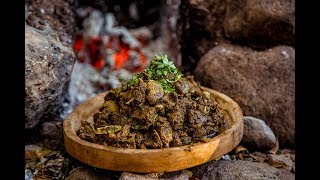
[177,0,294,71]
[194,44,295,147]
[25,25,76,128]
[179,0,229,72]
[160,0,181,67]
[242,116,277,151]
[65,167,119,180]
[223,0,295,49]
[40,121,63,139]
[25,0,76,46]
[190,160,295,180]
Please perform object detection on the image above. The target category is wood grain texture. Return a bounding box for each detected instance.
[63,87,243,173]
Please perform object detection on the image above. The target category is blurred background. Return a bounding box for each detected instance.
[25,0,295,179]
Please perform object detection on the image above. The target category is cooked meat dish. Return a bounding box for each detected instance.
[77,55,226,149]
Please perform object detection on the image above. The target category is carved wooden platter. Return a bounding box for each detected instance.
[63,87,243,173]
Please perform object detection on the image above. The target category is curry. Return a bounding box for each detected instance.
[77,55,225,149]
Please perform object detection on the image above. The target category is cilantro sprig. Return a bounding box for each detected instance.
[126,54,183,93]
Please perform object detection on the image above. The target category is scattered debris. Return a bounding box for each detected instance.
[266,154,294,171]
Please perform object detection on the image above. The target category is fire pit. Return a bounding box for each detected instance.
[73,11,149,72]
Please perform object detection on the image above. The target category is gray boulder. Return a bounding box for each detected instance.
[25,25,76,128]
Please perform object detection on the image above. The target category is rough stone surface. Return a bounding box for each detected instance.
[25,0,76,46]
[242,116,277,151]
[25,169,33,180]
[65,167,121,180]
[223,0,295,49]
[25,25,76,128]
[194,44,295,147]
[266,154,294,172]
[177,0,295,72]
[179,0,229,72]
[190,160,295,180]
[119,171,189,180]
[40,121,63,140]
[119,172,156,180]
[160,0,182,67]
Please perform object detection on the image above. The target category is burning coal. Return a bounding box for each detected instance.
[73,10,149,72]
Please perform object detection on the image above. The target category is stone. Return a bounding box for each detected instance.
[177,0,294,71]
[25,0,76,46]
[65,167,120,180]
[194,44,295,147]
[190,160,295,180]
[25,169,33,180]
[25,25,76,128]
[39,121,65,151]
[249,151,268,163]
[160,0,182,67]
[159,171,189,180]
[223,0,295,49]
[266,154,294,172]
[40,121,63,140]
[119,172,159,180]
[179,0,229,71]
[119,171,189,180]
[242,116,277,151]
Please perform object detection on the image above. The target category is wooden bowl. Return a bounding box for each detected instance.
[63,87,243,173]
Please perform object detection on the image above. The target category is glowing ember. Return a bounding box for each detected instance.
[72,11,149,73]
[73,34,84,53]
[114,41,129,70]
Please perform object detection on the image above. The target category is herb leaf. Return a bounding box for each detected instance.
[126,54,183,93]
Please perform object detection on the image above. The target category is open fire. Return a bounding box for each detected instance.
[73,10,149,72]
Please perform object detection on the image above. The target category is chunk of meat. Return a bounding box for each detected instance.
[135,132,145,149]
[170,131,183,147]
[146,81,164,105]
[174,76,202,97]
[188,109,208,128]
[104,88,120,101]
[93,111,109,128]
[101,100,120,115]
[132,78,147,105]
[186,76,202,97]
[174,78,191,95]
[191,126,207,138]
[77,122,95,142]
[167,109,184,130]
[155,116,173,147]
[178,131,192,145]
[162,93,177,111]
[118,78,147,107]
[150,129,163,148]
[131,107,157,130]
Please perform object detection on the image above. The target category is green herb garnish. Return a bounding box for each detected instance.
[126,54,183,93]
[126,73,142,87]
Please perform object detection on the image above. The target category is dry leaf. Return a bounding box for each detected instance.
[235,145,248,154]
[268,138,279,154]
[34,147,52,159]
[266,154,293,170]
[183,170,193,177]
